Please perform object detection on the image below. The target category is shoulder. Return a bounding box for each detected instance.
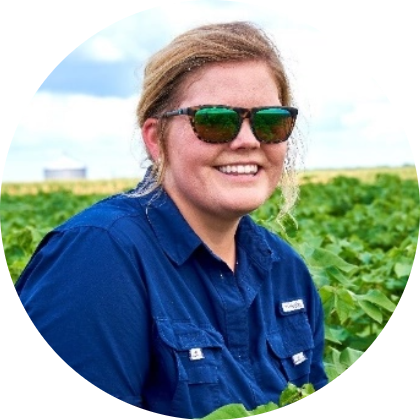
[24,192,155,272]
[241,215,306,265]
[241,216,317,300]
[16,192,152,293]
[55,192,147,233]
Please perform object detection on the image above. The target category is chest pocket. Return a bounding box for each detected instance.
[267,304,314,385]
[155,319,224,385]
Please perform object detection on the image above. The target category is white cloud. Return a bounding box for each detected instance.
[4,92,146,181]
[2,0,415,182]
[12,92,139,146]
[81,36,127,62]
[74,1,310,64]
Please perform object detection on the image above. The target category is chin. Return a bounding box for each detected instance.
[221,198,266,219]
[202,186,273,220]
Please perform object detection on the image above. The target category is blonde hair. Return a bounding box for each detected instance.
[135,21,303,217]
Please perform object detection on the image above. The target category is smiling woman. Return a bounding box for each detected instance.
[141,60,291,265]
[14,21,328,419]
[136,22,304,219]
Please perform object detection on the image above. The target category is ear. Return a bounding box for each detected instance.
[142,118,161,161]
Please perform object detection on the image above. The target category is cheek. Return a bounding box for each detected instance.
[167,123,220,166]
[266,143,288,169]
[165,123,197,163]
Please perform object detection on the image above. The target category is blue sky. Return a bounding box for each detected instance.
[1,0,416,181]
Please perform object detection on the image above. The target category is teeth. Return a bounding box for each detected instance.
[218,164,258,175]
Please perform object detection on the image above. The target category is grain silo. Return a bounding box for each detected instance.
[44,154,87,180]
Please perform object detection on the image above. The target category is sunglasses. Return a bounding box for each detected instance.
[159,105,298,144]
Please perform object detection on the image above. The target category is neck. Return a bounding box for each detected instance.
[197,220,238,271]
[167,195,240,271]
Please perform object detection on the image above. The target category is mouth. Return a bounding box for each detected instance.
[216,164,259,176]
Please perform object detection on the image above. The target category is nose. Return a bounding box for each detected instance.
[229,118,260,150]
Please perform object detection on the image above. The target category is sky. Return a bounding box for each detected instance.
[1,0,417,182]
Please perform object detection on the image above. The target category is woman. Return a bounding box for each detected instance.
[16,21,328,418]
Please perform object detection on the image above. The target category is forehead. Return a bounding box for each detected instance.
[177,61,281,107]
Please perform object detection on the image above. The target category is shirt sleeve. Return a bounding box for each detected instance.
[309,286,329,390]
[15,226,151,407]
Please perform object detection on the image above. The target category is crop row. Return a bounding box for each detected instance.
[1,173,418,383]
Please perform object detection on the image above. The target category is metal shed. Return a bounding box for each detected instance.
[44,154,87,180]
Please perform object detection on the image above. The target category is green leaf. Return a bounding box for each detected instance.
[324,346,364,382]
[358,300,383,324]
[359,290,396,312]
[394,262,412,278]
[319,286,335,316]
[323,362,340,382]
[249,402,279,415]
[335,288,356,324]
[200,404,250,420]
[326,265,354,287]
[310,247,357,273]
[300,383,316,397]
[323,348,346,381]
[279,383,315,407]
[279,383,301,407]
[324,325,343,344]
[199,384,314,418]
[339,348,363,368]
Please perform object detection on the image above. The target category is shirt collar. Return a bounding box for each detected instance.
[235,215,277,273]
[141,186,276,271]
[144,189,203,265]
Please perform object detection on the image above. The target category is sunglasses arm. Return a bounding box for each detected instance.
[161,108,190,118]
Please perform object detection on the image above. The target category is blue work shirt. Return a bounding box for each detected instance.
[16,185,328,418]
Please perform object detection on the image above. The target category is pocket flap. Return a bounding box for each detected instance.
[155,319,224,351]
[267,333,313,381]
[268,312,314,358]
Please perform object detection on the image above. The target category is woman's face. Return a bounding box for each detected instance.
[160,61,288,222]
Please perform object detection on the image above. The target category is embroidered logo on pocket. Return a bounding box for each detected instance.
[292,352,307,366]
[189,348,205,361]
[281,299,305,313]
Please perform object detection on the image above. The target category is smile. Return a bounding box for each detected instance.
[217,164,259,175]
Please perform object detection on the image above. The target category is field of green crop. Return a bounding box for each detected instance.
[1,166,418,415]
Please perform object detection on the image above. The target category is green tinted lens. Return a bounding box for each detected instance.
[253,108,294,143]
[194,107,240,143]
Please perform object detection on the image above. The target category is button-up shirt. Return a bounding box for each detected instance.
[16,185,328,418]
